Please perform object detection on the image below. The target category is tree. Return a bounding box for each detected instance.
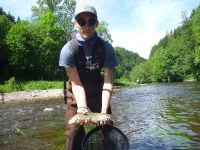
[0,15,13,56]
[31,0,76,40]
[96,21,113,43]
[0,8,15,80]
[6,12,65,80]
[37,11,65,79]
[191,5,200,80]
[32,0,62,19]
[6,21,32,78]
[0,7,15,22]
[130,62,151,84]
[114,47,146,80]
[131,4,200,83]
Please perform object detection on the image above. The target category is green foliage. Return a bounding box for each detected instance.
[6,21,30,66]
[6,12,65,80]
[131,4,200,83]
[130,62,151,84]
[0,7,15,22]
[23,80,63,90]
[36,11,65,79]
[96,21,113,43]
[114,47,146,80]
[194,46,200,64]
[31,0,76,40]
[114,78,134,86]
[0,15,13,47]
[32,0,62,19]
[191,5,200,77]
[0,15,13,69]
[0,8,15,81]
[0,77,23,93]
[1,3,145,85]
[0,77,63,93]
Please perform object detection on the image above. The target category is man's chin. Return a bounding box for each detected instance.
[83,35,92,41]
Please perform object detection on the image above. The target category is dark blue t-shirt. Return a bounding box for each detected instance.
[59,32,118,69]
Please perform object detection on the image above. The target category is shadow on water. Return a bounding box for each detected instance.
[0,82,200,149]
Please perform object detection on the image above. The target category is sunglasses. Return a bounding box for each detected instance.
[76,17,97,27]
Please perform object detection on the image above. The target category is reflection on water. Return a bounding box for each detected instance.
[112,82,200,149]
[0,82,200,149]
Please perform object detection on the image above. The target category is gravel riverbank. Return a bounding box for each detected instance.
[0,89,63,103]
[0,87,121,103]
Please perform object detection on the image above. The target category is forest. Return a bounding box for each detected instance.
[1,0,200,86]
[130,5,200,83]
[0,0,144,84]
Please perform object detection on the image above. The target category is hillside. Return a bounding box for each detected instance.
[130,5,200,83]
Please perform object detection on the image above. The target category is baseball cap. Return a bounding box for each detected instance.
[75,4,97,18]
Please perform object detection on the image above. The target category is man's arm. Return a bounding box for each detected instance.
[101,68,114,114]
[65,67,88,114]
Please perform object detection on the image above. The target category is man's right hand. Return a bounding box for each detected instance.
[77,107,88,114]
[77,107,92,125]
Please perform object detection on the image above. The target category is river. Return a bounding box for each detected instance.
[0,81,200,149]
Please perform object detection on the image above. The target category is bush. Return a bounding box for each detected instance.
[0,78,63,93]
[0,77,23,93]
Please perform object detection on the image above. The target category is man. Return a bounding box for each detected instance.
[59,4,118,150]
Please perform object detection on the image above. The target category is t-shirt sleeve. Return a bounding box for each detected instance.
[59,42,75,67]
[104,41,118,69]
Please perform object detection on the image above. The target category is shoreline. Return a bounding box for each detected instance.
[0,87,121,103]
[0,89,63,103]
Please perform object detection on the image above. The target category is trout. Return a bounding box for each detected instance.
[68,112,115,125]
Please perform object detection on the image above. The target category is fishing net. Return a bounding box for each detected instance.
[82,125,129,150]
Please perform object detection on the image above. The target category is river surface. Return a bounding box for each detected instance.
[0,82,200,150]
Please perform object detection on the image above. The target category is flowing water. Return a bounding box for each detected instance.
[0,82,200,149]
[0,99,66,149]
[112,81,200,149]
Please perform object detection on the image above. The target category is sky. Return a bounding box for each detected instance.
[1,0,200,59]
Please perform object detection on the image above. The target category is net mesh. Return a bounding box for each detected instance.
[82,125,129,150]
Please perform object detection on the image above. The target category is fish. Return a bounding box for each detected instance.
[68,112,115,125]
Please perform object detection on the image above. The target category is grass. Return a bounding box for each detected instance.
[114,78,134,87]
[0,77,63,93]
[0,77,134,93]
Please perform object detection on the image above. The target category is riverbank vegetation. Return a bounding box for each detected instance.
[0,77,63,93]
[0,0,145,93]
[1,1,200,93]
[130,6,200,83]
[0,77,135,93]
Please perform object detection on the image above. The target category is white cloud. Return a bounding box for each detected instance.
[109,0,192,58]
[1,0,200,59]
[75,0,190,58]
[132,0,184,31]
[111,29,165,59]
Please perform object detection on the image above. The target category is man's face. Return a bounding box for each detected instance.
[74,12,98,41]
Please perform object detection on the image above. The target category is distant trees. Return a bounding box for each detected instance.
[6,12,64,80]
[2,3,200,83]
[114,47,146,80]
[191,6,200,79]
[96,21,113,43]
[1,1,73,81]
[130,5,200,83]
[1,2,146,82]
[0,7,15,22]
[32,0,76,40]
[0,15,13,60]
[0,7,15,81]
